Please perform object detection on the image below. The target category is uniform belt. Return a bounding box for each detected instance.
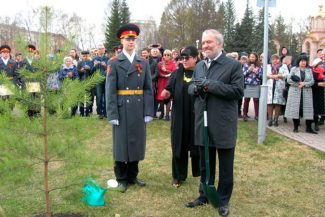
[7,77,13,80]
[116,89,144,95]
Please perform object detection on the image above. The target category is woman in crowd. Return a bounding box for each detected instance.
[161,46,200,187]
[281,55,293,123]
[156,49,176,120]
[285,54,316,133]
[280,47,289,63]
[311,58,325,131]
[242,52,263,121]
[58,56,79,116]
[266,54,289,126]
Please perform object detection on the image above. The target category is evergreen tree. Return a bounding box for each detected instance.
[251,8,264,54]
[232,0,254,53]
[223,0,236,52]
[0,6,103,217]
[105,0,121,52]
[120,0,130,25]
[216,2,226,34]
[289,33,300,61]
[268,22,277,55]
[274,15,290,47]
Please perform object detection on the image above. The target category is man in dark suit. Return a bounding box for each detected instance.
[186,29,244,217]
[106,23,154,193]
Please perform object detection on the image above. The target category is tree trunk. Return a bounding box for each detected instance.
[43,106,51,217]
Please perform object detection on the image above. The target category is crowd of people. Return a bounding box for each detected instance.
[227,47,325,134]
[1,22,325,216]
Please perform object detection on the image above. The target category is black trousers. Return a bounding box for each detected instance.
[114,161,139,184]
[198,146,235,207]
[172,152,200,181]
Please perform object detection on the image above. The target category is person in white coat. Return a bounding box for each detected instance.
[266,54,289,126]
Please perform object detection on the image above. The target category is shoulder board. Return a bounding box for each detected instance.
[109,56,118,61]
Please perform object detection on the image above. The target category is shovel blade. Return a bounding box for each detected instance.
[202,184,221,208]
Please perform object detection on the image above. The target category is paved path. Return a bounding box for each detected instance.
[266,118,325,152]
[244,101,325,152]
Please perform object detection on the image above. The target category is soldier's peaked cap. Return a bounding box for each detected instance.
[116,23,140,39]
[27,44,36,51]
[0,45,11,53]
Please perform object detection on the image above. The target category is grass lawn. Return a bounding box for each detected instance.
[0,117,325,217]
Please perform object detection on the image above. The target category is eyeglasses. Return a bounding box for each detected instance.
[179,56,192,61]
[164,54,171,57]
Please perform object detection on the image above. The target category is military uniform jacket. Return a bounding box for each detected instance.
[106,52,154,162]
[0,58,18,85]
[188,54,244,149]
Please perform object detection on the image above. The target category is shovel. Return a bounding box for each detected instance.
[202,107,221,208]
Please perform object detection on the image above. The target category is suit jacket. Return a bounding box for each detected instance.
[188,54,244,149]
[106,52,154,162]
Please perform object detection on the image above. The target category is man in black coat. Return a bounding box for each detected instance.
[186,29,244,217]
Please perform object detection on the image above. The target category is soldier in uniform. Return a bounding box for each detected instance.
[106,23,154,192]
[0,45,18,101]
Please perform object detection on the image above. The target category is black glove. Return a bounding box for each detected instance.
[194,78,209,90]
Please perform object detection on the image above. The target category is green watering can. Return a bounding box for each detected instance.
[202,107,221,208]
[82,177,107,206]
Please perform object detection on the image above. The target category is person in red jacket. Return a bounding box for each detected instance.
[155,49,176,120]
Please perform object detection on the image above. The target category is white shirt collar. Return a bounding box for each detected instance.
[206,52,222,68]
[1,57,9,65]
[122,49,136,63]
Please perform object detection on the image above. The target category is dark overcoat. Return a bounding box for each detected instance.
[165,66,198,158]
[312,70,325,116]
[0,58,18,85]
[106,52,154,162]
[188,54,244,149]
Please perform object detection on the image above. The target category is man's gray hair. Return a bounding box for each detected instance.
[202,29,224,45]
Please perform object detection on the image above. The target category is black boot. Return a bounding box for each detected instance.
[306,120,317,134]
[306,128,318,134]
[268,119,273,127]
[274,118,279,127]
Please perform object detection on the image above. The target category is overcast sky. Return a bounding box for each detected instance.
[0,0,323,45]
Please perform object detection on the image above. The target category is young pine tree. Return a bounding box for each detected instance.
[0,6,103,217]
